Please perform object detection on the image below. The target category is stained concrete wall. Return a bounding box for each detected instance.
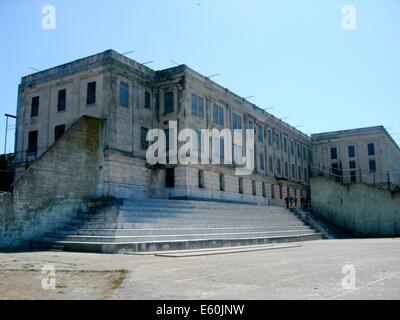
[0,116,103,248]
[310,176,400,236]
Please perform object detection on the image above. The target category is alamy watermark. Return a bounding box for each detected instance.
[145,121,254,176]
[341,5,356,30]
[41,264,56,289]
[41,5,56,30]
[341,264,356,290]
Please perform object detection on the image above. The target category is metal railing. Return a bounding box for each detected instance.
[309,165,400,192]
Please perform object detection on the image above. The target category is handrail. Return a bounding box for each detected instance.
[291,207,334,239]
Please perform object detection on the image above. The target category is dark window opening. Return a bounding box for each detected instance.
[348,145,355,158]
[368,143,375,156]
[330,147,337,159]
[119,82,129,107]
[57,89,66,111]
[262,182,266,197]
[252,180,256,195]
[145,91,151,109]
[219,174,225,191]
[350,170,356,182]
[164,92,174,113]
[54,124,65,141]
[28,130,38,153]
[86,81,96,105]
[369,159,376,172]
[271,184,275,198]
[238,178,243,194]
[31,96,39,117]
[198,170,205,188]
[165,168,175,188]
[140,127,149,150]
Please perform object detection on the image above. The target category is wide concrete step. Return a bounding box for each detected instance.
[34,232,324,254]
[57,225,313,236]
[46,229,317,242]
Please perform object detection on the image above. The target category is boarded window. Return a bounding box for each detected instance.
[57,89,66,111]
[119,82,129,107]
[31,96,39,117]
[86,81,96,105]
[54,124,65,141]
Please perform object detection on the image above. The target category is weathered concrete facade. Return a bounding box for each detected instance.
[14,50,312,205]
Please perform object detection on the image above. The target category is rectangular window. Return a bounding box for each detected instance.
[275,133,280,149]
[303,146,306,160]
[283,137,287,152]
[369,159,376,172]
[28,130,38,153]
[330,147,337,159]
[271,184,275,198]
[368,143,375,156]
[54,124,65,141]
[164,92,174,113]
[349,160,356,169]
[232,113,242,129]
[285,162,288,177]
[191,93,204,118]
[304,168,308,182]
[248,120,254,129]
[298,166,302,180]
[292,164,295,178]
[262,182,266,197]
[57,89,66,112]
[220,139,225,161]
[259,153,264,171]
[297,144,301,157]
[348,145,355,158]
[144,91,151,109]
[219,174,225,191]
[276,159,281,175]
[212,104,224,125]
[308,149,312,162]
[350,171,356,182]
[165,168,175,187]
[140,127,149,150]
[198,169,205,188]
[290,141,294,155]
[238,178,243,194]
[258,126,263,142]
[267,129,272,145]
[269,156,273,172]
[119,82,129,107]
[31,96,39,117]
[252,180,256,196]
[86,81,96,105]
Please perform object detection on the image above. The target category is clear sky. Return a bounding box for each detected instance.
[0,0,399,154]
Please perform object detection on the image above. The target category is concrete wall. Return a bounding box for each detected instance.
[0,116,103,248]
[310,176,400,236]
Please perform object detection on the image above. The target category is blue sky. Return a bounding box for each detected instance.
[0,0,399,153]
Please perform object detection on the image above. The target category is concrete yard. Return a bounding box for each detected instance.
[0,238,399,300]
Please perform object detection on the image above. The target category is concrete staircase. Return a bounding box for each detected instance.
[32,199,324,253]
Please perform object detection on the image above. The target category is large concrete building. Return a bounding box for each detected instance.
[312,126,400,186]
[14,49,313,205]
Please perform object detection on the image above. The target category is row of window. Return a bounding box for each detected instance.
[260,153,308,182]
[30,81,153,118]
[330,143,375,159]
[27,125,65,153]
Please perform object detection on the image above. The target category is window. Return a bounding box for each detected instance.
[262,182,266,197]
[303,146,306,160]
[292,164,295,178]
[285,162,288,177]
[31,96,39,117]
[238,178,243,194]
[213,104,224,125]
[297,144,301,157]
[219,174,225,191]
[259,153,264,171]
[304,168,308,183]
[119,82,129,107]
[350,170,356,183]
[252,180,256,195]
[232,113,242,129]
[191,93,204,118]
[330,147,337,159]
[269,156,273,172]
[164,92,174,113]
[298,166,302,180]
[140,127,149,150]
[248,120,253,129]
[267,129,272,145]
[54,124,65,141]
[331,163,340,175]
[198,170,205,188]
[86,81,96,105]
[220,139,225,161]
[290,141,294,155]
[144,91,151,109]
[283,137,287,152]
[258,126,263,142]
[271,184,275,198]
[276,159,281,175]
[348,145,355,158]
[28,130,38,153]
[368,143,375,156]
[369,159,376,172]
[279,186,283,199]
[275,133,280,149]
[349,160,356,169]
[57,89,66,112]
[308,149,312,162]
[165,168,175,187]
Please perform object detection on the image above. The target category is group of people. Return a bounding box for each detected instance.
[284,195,310,209]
